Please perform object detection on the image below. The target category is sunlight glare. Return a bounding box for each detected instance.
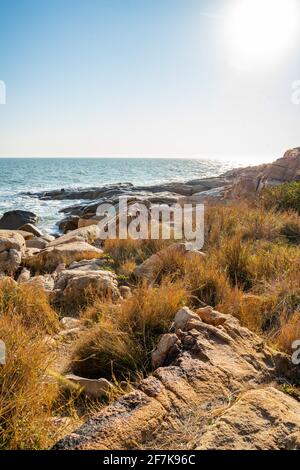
[225,0,299,69]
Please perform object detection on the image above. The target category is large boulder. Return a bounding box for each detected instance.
[53,268,120,309]
[0,230,26,274]
[25,242,103,271]
[0,210,38,230]
[58,215,80,233]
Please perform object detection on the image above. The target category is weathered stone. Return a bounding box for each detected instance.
[65,374,114,398]
[25,275,55,292]
[0,231,25,274]
[151,334,179,370]
[25,242,103,271]
[54,306,299,450]
[0,230,26,254]
[197,306,228,326]
[17,268,31,284]
[0,210,38,230]
[68,258,111,272]
[19,223,44,237]
[60,317,82,330]
[174,306,201,331]
[48,225,101,247]
[119,285,132,299]
[0,249,22,275]
[197,387,300,450]
[58,215,80,233]
[54,268,120,308]
[26,237,48,250]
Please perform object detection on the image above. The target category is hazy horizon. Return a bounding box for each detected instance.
[1,0,300,161]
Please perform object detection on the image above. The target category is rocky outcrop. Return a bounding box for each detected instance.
[228,147,300,199]
[0,210,38,230]
[54,307,299,450]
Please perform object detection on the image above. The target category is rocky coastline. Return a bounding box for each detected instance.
[0,148,300,450]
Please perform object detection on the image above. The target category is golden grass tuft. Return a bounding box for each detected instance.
[0,315,59,449]
[0,278,59,334]
[70,280,187,380]
[104,238,169,271]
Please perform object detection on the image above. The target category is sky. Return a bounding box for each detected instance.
[0,0,300,162]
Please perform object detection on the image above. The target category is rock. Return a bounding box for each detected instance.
[17,268,31,284]
[58,215,80,233]
[119,285,132,299]
[65,374,114,398]
[0,230,26,254]
[60,317,82,330]
[24,247,41,259]
[48,225,101,247]
[182,187,229,205]
[54,306,300,450]
[54,263,66,276]
[151,334,179,370]
[0,249,22,276]
[15,230,34,241]
[26,237,48,250]
[0,210,38,230]
[42,234,56,243]
[25,242,103,271]
[68,258,112,271]
[0,231,26,274]
[228,148,300,199]
[78,217,102,228]
[55,328,82,341]
[18,223,44,237]
[25,275,55,292]
[54,268,120,309]
[197,306,228,326]
[197,387,300,450]
[30,183,134,201]
[133,253,161,281]
[174,306,201,331]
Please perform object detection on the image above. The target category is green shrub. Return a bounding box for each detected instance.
[261,181,300,215]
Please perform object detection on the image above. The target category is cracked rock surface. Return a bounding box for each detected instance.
[54,308,300,450]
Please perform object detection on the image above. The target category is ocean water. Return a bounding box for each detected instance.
[0,158,239,233]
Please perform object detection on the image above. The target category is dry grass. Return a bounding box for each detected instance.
[0,278,59,334]
[104,238,169,271]
[70,280,187,380]
[0,315,59,449]
[1,197,300,449]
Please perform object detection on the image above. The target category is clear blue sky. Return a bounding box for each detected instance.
[0,0,299,161]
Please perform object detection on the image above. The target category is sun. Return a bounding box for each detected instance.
[224,0,299,69]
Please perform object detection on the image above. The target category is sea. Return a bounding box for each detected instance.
[0,157,242,233]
